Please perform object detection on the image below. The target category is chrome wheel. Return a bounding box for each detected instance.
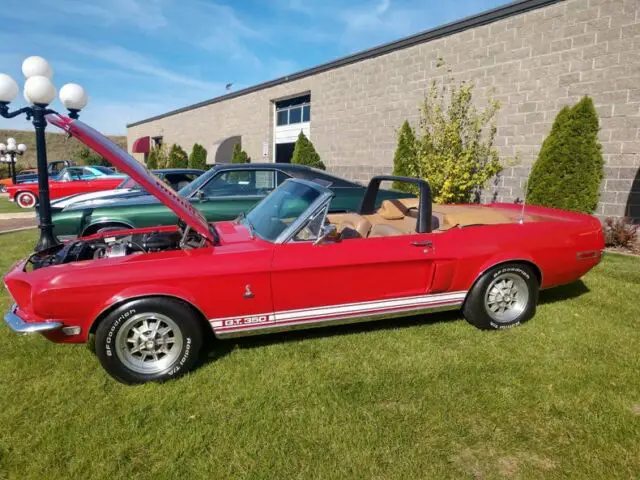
[115,313,183,374]
[484,273,529,324]
[16,192,36,209]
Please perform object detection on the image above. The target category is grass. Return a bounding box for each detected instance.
[0,198,27,214]
[0,230,638,479]
[0,128,126,176]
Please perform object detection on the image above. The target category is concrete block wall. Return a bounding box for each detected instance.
[128,0,640,220]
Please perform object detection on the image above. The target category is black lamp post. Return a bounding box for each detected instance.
[0,57,88,251]
[0,138,26,184]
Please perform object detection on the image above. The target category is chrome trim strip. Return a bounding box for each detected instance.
[210,291,467,338]
[3,304,63,334]
[215,303,462,339]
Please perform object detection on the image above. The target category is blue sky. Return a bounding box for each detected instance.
[0,0,506,134]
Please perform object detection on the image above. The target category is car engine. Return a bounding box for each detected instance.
[27,229,203,271]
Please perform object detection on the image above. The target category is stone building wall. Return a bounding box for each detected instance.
[128,0,640,219]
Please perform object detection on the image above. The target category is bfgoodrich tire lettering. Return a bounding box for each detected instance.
[95,298,203,384]
[463,263,539,330]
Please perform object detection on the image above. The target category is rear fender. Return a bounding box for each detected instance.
[473,252,543,287]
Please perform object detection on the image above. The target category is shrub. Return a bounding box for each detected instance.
[189,143,208,170]
[75,147,110,167]
[527,96,604,213]
[392,120,418,192]
[291,131,325,170]
[231,143,251,164]
[604,217,638,250]
[412,76,502,203]
[147,144,168,169]
[167,144,188,168]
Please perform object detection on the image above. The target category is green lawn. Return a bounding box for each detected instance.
[0,197,28,214]
[0,230,638,479]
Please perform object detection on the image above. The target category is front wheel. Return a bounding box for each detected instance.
[95,298,203,384]
[463,263,539,330]
[16,191,37,209]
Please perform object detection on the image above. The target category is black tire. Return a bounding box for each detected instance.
[95,297,203,384]
[463,263,539,330]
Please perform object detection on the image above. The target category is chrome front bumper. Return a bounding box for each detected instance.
[3,304,62,334]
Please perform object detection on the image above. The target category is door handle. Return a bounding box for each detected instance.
[411,240,433,248]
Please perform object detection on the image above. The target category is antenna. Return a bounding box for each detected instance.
[519,180,529,224]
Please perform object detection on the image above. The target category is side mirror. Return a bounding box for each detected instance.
[314,224,339,245]
[195,190,205,201]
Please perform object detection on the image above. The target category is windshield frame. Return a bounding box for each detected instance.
[243,178,333,244]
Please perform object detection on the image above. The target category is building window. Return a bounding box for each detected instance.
[152,136,163,147]
[275,94,311,126]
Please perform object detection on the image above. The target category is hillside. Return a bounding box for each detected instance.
[0,129,127,172]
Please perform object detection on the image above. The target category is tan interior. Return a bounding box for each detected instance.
[327,198,530,238]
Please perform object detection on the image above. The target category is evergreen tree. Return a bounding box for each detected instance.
[189,143,208,169]
[527,96,604,213]
[146,146,159,169]
[291,131,325,170]
[167,144,189,168]
[231,143,251,163]
[392,120,417,192]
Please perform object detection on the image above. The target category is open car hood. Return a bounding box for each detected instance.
[47,114,215,243]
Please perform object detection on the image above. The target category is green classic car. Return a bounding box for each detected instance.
[50,163,413,238]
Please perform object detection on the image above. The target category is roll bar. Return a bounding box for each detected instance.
[359,175,433,233]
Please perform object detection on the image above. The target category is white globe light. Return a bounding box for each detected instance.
[24,75,56,105]
[17,143,26,153]
[0,143,5,152]
[7,137,15,145]
[0,73,19,103]
[22,56,53,79]
[59,83,88,110]
[7,143,15,152]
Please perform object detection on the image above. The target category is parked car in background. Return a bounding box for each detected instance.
[0,160,77,192]
[3,114,605,384]
[50,163,412,238]
[50,168,205,210]
[7,165,125,208]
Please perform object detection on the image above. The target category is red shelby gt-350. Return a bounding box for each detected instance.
[3,114,604,384]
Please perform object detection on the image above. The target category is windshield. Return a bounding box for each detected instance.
[178,167,217,198]
[244,180,322,242]
[92,166,117,175]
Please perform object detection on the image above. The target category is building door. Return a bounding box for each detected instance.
[275,142,295,163]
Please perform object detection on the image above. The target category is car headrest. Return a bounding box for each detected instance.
[377,200,407,220]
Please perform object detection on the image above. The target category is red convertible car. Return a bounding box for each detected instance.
[3,115,604,384]
[7,165,123,208]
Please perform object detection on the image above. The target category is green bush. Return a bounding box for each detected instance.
[527,96,604,213]
[414,79,502,203]
[392,120,418,192]
[167,144,188,168]
[75,147,110,167]
[231,143,251,163]
[291,131,325,170]
[189,143,208,170]
[146,144,168,170]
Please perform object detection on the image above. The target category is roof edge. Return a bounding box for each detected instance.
[127,0,563,128]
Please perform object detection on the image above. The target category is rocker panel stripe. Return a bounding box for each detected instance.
[209,291,467,333]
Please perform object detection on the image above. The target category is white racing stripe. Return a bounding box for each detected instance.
[209,291,467,331]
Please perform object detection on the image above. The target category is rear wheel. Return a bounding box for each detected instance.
[95,298,203,384]
[463,263,538,330]
[16,191,37,209]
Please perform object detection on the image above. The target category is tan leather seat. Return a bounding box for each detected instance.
[368,224,404,237]
[328,213,372,239]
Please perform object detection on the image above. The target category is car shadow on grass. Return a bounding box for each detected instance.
[202,280,589,364]
[538,280,590,305]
